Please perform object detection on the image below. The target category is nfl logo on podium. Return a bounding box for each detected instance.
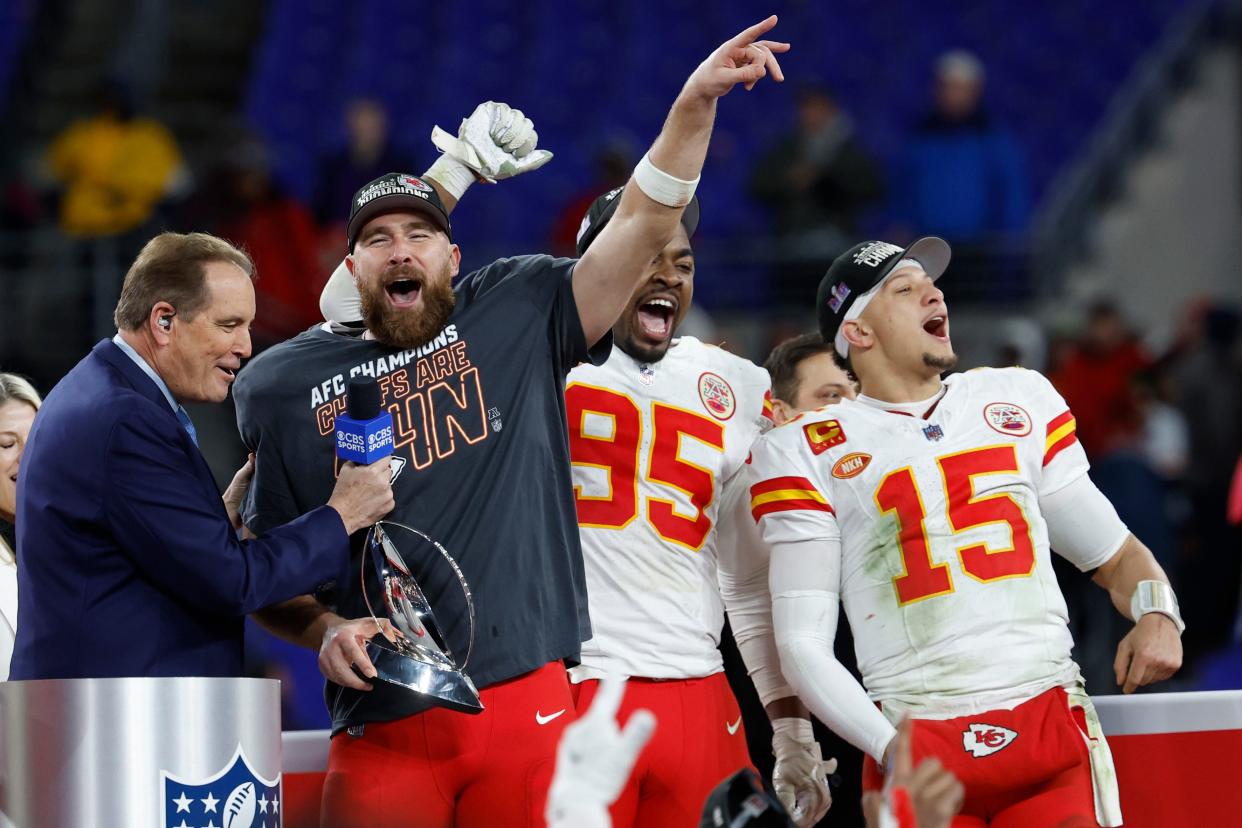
[162,745,281,828]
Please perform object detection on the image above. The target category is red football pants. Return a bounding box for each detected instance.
[320,661,576,828]
[572,673,755,828]
[862,687,1099,828]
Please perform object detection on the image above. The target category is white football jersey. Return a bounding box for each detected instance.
[567,337,771,680]
[750,367,1115,716]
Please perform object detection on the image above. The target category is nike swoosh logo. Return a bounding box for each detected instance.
[727,717,742,735]
[536,709,566,726]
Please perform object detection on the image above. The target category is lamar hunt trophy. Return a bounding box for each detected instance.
[335,375,482,713]
[360,520,483,713]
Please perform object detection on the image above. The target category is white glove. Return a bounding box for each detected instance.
[772,717,837,827]
[546,679,656,828]
[431,101,553,184]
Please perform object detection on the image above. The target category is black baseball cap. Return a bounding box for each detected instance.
[575,185,701,256]
[816,237,951,354]
[699,768,790,828]
[347,172,452,251]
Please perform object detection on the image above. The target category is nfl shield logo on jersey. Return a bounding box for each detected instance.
[962,723,1018,758]
[163,746,281,828]
[922,423,944,442]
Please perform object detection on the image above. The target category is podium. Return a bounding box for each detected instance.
[0,677,283,827]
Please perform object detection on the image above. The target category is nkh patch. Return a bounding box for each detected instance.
[831,452,871,479]
[962,723,1018,758]
[804,419,845,455]
[163,745,281,828]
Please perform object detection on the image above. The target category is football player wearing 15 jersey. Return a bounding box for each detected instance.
[565,189,835,827]
[749,237,1183,828]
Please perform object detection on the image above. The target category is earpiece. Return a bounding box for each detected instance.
[159,316,172,330]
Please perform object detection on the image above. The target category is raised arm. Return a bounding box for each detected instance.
[573,16,788,345]
[319,100,551,323]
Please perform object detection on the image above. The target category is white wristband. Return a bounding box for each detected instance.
[772,717,814,743]
[1130,580,1185,634]
[632,152,699,207]
[424,154,476,201]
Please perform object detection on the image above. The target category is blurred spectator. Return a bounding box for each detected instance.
[549,144,633,257]
[0,169,40,271]
[312,98,412,229]
[1133,368,1189,482]
[1050,302,1153,690]
[0,373,41,681]
[1172,306,1242,508]
[890,51,1030,243]
[1166,304,1242,661]
[180,133,323,348]
[44,81,182,238]
[749,83,883,302]
[1049,301,1150,460]
[993,316,1047,371]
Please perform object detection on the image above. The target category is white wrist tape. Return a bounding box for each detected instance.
[772,717,814,743]
[632,152,699,208]
[1130,580,1185,634]
[424,154,476,202]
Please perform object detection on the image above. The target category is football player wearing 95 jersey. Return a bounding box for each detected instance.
[749,238,1183,828]
[566,189,834,828]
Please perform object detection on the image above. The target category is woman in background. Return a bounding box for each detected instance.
[0,373,41,680]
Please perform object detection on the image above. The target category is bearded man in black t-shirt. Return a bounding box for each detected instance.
[234,18,789,828]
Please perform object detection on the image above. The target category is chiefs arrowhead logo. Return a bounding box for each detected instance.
[962,723,1018,758]
[804,419,845,455]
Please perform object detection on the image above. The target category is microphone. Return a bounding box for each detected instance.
[335,377,395,464]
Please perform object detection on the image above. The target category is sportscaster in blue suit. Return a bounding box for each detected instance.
[11,231,395,680]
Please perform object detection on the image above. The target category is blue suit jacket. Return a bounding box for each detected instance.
[11,340,351,679]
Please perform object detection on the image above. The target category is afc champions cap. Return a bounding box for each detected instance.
[575,185,701,256]
[816,236,951,357]
[347,172,453,251]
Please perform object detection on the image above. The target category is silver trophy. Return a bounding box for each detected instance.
[360,521,483,713]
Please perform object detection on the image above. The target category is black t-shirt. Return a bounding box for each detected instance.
[234,254,608,732]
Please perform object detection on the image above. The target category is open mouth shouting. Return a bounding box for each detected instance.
[635,293,679,345]
[922,311,950,344]
[384,275,424,310]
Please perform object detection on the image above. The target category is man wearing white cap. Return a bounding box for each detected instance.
[747,237,1182,827]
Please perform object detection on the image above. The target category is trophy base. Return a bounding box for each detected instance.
[365,638,485,714]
